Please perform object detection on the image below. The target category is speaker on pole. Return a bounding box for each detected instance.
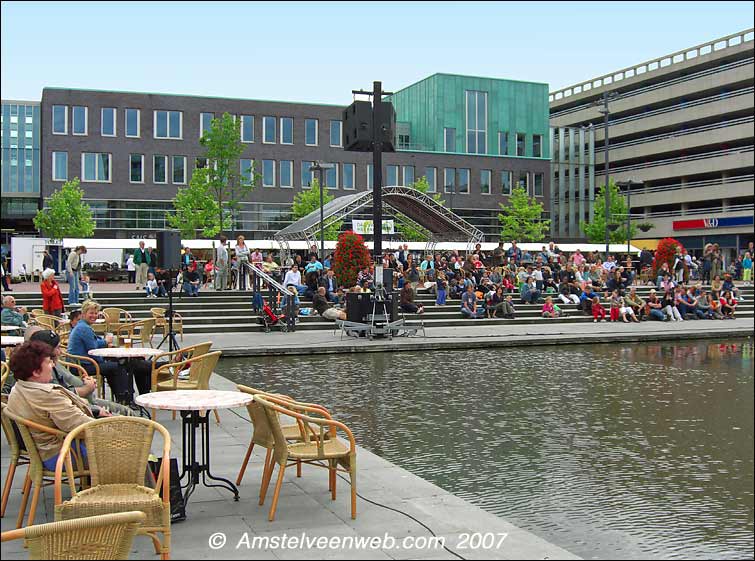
[156,231,182,270]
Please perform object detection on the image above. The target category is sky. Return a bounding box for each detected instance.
[2,1,753,104]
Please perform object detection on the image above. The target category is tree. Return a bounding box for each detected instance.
[171,112,257,238]
[497,186,550,242]
[33,177,95,239]
[333,230,372,288]
[581,180,637,244]
[291,179,343,240]
[167,168,224,238]
[394,176,445,242]
[652,237,685,275]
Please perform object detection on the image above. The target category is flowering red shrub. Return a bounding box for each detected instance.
[333,230,371,288]
[652,237,685,275]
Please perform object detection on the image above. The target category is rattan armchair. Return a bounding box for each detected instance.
[1,399,29,518]
[101,308,133,334]
[31,314,63,331]
[54,416,172,560]
[150,308,184,342]
[60,351,106,400]
[1,403,89,528]
[254,394,358,521]
[1,510,146,560]
[115,318,157,348]
[151,351,222,422]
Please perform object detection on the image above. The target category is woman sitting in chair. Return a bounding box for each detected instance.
[6,340,94,471]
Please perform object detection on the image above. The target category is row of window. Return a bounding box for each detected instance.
[443,127,543,158]
[51,152,544,196]
[50,105,344,146]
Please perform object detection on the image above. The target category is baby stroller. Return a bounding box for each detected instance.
[256,300,288,333]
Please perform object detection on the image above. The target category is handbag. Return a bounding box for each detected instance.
[148,457,186,522]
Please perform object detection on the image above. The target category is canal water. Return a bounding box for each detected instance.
[219,340,754,560]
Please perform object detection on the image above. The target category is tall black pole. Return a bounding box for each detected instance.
[603,91,611,258]
[319,168,324,262]
[372,81,383,263]
[627,185,631,255]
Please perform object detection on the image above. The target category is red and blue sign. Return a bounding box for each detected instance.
[673,216,753,231]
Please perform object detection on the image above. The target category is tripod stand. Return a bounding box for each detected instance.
[157,269,180,352]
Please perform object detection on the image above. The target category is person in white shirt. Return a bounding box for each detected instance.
[282,264,307,295]
[126,254,136,284]
[602,256,617,273]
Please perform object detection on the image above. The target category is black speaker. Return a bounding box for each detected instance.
[156,231,182,270]
[342,100,396,152]
[381,267,394,290]
[346,292,371,323]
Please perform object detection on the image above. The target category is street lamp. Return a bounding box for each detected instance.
[616,179,645,254]
[594,91,618,257]
[309,162,334,263]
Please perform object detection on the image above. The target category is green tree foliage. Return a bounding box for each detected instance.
[333,230,371,288]
[291,179,343,240]
[497,186,550,242]
[170,113,257,238]
[581,180,637,244]
[33,177,95,239]
[167,168,224,238]
[394,176,445,242]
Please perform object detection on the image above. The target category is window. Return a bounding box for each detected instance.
[457,168,470,194]
[533,134,542,158]
[403,165,414,186]
[367,164,373,190]
[263,117,276,144]
[278,117,293,144]
[533,172,544,197]
[196,157,209,169]
[172,156,187,184]
[499,132,509,155]
[480,169,491,195]
[153,155,168,183]
[465,90,487,154]
[82,153,110,182]
[262,159,275,187]
[501,170,512,195]
[325,163,338,189]
[72,106,87,135]
[130,154,144,183]
[240,158,254,186]
[154,110,182,139]
[305,119,318,146]
[517,171,529,193]
[424,167,436,193]
[101,108,116,136]
[386,165,398,186]
[200,112,214,138]
[25,130,32,139]
[444,167,456,193]
[343,163,355,190]
[52,151,67,181]
[330,120,342,147]
[280,160,293,188]
[302,161,314,188]
[516,133,525,157]
[444,128,456,152]
[125,108,139,137]
[52,105,67,134]
[240,115,254,142]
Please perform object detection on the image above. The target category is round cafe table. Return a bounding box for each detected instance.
[89,347,164,414]
[135,390,254,507]
[1,336,25,347]
[1,325,22,333]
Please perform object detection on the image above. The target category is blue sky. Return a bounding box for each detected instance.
[2,1,753,103]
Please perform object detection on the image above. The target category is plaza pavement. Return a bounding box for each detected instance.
[1,372,579,561]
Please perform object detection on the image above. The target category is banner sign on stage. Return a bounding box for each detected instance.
[352,220,395,235]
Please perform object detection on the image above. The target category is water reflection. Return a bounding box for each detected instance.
[220,340,754,560]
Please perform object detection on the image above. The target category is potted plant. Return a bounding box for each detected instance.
[637,222,654,233]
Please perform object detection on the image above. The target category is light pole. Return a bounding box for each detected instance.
[309,162,334,263]
[595,91,618,257]
[616,179,644,255]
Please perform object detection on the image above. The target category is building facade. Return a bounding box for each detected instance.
[549,28,754,254]
[1,100,41,240]
[39,73,550,241]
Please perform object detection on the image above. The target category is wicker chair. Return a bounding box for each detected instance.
[101,308,133,334]
[1,361,8,387]
[32,314,61,331]
[150,308,184,342]
[235,385,332,489]
[1,399,30,519]
[151,351,222,422]
[60,351,106,400]
[254,394,358,521]
[54,416,172,560]
[1,403,89,528]
[1,510,146,560]
[115,318,157,348]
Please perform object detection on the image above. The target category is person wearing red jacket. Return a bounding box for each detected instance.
[40,268,65,316]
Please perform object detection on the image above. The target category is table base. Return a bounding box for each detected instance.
[179,410,239,505]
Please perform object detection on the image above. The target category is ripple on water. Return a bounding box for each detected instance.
[221,340,754,560]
